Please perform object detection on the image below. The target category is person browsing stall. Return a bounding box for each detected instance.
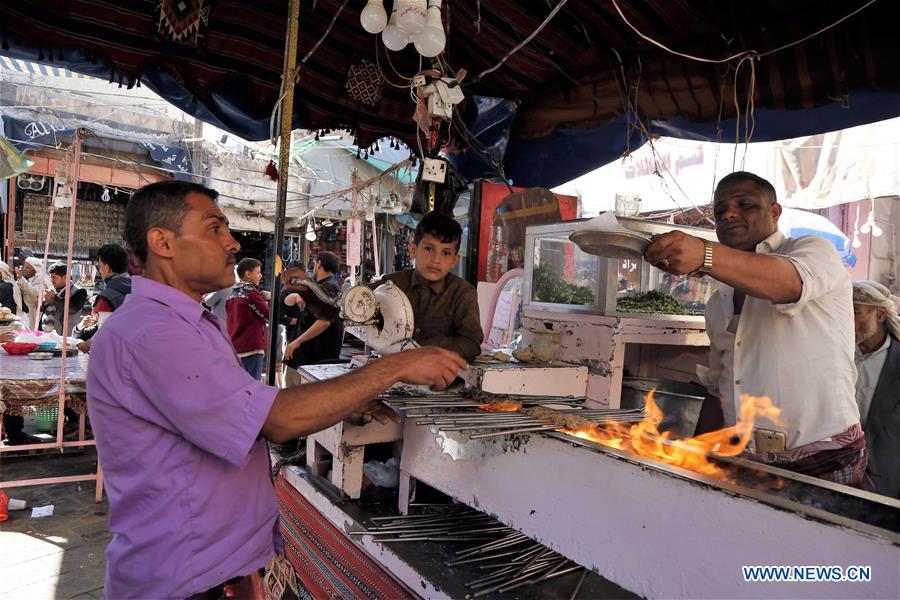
[283,251,343,377]
[41,263,88,336]
[644,171,866,487]
[852,280,900,498]
[75,243,132,353]
[15,256,51,329]
[86,181,466,599]
[0,260,22,317]
[371,211,483,361]
[226,257,270,380]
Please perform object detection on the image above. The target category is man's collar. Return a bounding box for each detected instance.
[411,269,447,294]
[755,230,786,254]
[131,276,207,326]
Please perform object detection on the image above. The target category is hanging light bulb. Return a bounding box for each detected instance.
[101,187,111,202]
[360,0,388,34]
[871,221,883,237]
[861,208,874,234]
[322,217,334,227]
[305,217,317,242]
[852,233,862,249]
[396,0,427,36]
[413,0,445,57]
[382,6,410,51]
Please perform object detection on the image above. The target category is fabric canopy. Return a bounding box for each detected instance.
[0,1,898,188]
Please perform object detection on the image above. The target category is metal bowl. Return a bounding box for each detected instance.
[569,229,651,259]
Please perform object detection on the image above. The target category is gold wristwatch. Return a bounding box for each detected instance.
[692,240,714,277]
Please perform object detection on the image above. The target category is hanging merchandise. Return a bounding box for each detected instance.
[347,218,362,269]
[264,160,279,181]
[394,227,411,271]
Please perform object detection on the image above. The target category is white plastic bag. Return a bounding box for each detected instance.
[362,457,400,488]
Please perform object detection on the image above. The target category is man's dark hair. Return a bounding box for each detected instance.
[284,260,305,272]
[237,257,262,278]
[125,181,219,264]
[715,171,777,204]
[49,263,67,276]
[316,251,339,275]
[97,243,129,274]
[414,211,463,253]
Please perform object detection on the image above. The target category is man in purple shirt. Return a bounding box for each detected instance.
[87,181,466,599]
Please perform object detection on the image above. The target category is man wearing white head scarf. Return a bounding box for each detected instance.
[852,280,900,498]
[0,260,23,316]
[16,256,51,329]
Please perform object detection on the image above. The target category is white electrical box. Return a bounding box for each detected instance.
[422,158,448,183]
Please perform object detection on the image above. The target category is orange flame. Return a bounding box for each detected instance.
[562,391,783,478]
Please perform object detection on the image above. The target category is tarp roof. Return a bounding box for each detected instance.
[1,1,898,188]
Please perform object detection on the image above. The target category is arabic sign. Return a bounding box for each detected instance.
[625,146,705,179]
[0,115,192,180]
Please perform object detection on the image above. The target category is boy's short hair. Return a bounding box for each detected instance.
[49,263,67,276]
[316,251,339,274]
[236,257,262,278]
[97,243,130,274]
[414,211,463,253]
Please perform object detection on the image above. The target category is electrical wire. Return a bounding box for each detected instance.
[470,0,571,84]
[610,0,879,64]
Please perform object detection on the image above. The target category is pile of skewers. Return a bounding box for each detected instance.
[383,394,645,439]
[351,507,589,598]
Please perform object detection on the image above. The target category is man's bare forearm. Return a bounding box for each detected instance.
[262,355,404,442]
[709,243,802,304]
[296,319,329,344]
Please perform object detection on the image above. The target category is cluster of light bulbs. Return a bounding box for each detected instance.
[360,0,446,57]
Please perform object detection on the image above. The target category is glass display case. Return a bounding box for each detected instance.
[523,218,719,317]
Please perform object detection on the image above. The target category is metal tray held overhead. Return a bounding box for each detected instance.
[569,229,651,259]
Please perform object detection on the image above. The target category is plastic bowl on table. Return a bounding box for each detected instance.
[1,342,39,355]
[36,342,58,352]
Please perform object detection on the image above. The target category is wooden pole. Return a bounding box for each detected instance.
[56,128,86,450]
[265,0,301,386]
[3,178,16,263]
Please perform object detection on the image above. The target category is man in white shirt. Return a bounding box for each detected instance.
[852,280,900,497]
[645,171,868,487]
